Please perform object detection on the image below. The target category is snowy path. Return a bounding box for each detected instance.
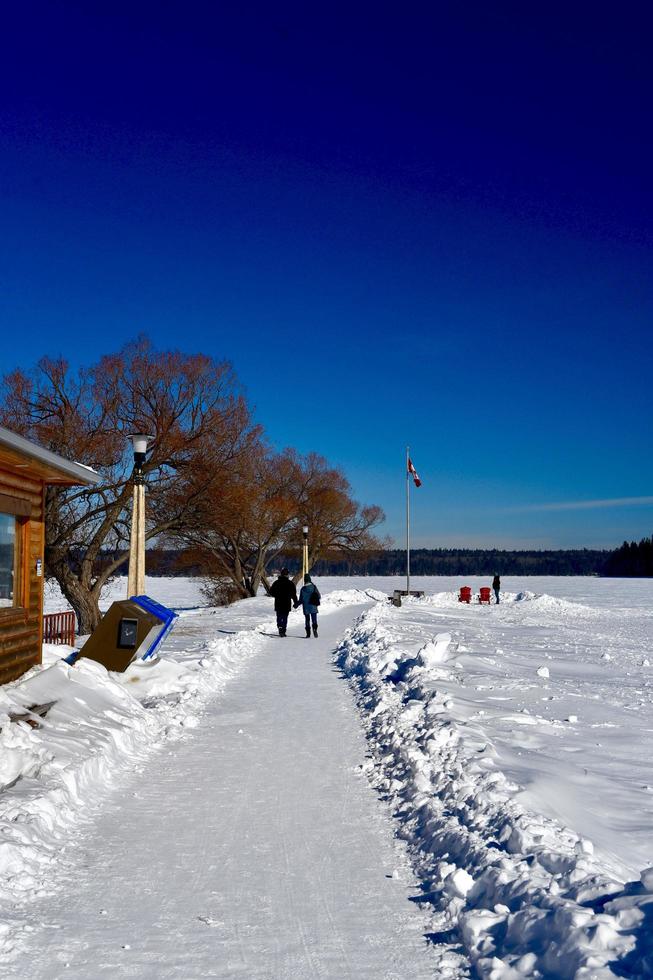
[6,606,441,979]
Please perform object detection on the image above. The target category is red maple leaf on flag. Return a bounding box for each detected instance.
[408,457,422,487]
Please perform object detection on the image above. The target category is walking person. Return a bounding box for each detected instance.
[269,568,297,636]
[297,574,320,638]
[492,574,501,605]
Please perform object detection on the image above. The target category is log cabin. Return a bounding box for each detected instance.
[0,425,100,685]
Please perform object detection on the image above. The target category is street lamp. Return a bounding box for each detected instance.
[127,433,151,598]
[302,525,309,579]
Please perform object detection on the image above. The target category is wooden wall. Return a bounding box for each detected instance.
[0,467,44,685]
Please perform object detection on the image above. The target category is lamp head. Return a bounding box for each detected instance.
[302,525,309,536]
[131,433,151,455]
[130,433,152,483]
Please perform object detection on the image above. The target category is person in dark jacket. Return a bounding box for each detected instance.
[296,574,320,638]
[492,574,501,604]
[269,568,297,636]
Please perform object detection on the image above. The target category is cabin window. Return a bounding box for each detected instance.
[0,513,17,608]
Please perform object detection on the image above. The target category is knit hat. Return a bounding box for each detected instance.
[304,574,312,583]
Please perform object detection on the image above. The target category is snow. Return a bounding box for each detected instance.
[0,608,268,960]
[335,577,653,976]
[1,575,652,976]
[2,594,440,977]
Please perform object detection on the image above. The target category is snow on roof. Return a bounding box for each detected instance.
[0,424,101,485]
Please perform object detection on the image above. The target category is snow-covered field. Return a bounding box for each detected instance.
[1,575,652,976]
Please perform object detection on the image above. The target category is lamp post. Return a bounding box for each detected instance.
[302,525,309,579]
[127,434,150,599]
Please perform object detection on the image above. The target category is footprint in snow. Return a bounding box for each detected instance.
[197,915,223,927]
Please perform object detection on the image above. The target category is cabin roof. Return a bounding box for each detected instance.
[0,425,101,486]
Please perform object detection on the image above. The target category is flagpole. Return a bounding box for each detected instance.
[406,445,410,593]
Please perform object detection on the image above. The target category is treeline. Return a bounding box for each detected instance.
[75,539,653,589]
[148,546,609,577]
[122,543,653,578]
[283,544,653,577]
[302,548,609,576]
[602,536,653,577]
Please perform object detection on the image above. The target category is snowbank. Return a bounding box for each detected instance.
[337,601,653,977]
[0,618,265,960]
[319,587,388,608]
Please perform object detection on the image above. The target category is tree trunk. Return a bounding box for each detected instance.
[57,570,103,634]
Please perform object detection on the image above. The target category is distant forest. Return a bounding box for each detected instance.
[134,536,653,578]
[274,548,606,576]
[602,536,653,577]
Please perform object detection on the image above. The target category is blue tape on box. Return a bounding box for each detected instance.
[129,595,179,660]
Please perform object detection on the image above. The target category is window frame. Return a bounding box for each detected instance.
[0,497,30,616]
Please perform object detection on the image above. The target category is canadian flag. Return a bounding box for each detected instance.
[407,457,422,487]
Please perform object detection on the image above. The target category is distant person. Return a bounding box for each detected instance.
[297,574,321,638]
[269,568,297,637]
[492,574,501,604]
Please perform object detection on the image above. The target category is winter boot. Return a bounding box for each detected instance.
[305,626,311,638]
[312,625,318,638]
[278,627,283,636]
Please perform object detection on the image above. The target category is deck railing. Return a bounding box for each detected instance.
[43,610,76,646]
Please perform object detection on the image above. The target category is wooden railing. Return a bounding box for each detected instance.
[43,610,76,646]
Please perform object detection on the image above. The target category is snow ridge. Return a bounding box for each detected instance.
[337,601,653,978]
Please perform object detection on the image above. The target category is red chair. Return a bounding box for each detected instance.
[458,586,472,603]
[479,587,491,604]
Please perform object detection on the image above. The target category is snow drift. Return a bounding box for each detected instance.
[0,622,264,960]
[337,599,653,977]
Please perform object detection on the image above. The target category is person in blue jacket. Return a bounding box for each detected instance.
[296,574,320,638]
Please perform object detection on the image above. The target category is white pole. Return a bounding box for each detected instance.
[127,433,150,600]
[406,445,410,593]
[127,482,145,598]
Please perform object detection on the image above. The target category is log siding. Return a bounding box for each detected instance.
[0,467,44,685]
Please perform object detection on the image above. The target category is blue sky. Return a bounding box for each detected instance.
[1,3,652,548]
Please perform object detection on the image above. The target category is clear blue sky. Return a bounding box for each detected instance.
[1,3,652,549]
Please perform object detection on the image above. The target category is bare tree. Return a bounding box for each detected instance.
[180,448,385,600]
[289,452,385,580]
[174,446,300,600]
[0,337,259,631]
